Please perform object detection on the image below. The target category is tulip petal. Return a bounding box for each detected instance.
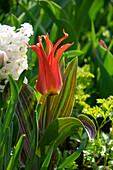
[49,29,69,64]
[43,34,53,66]
[54,43,74,62]
[52,43,74,91]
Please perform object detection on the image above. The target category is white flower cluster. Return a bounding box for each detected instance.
[0,23,33,91]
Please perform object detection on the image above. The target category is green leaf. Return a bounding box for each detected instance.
[12,114,19,145]
[17,69,27,92]
[38,0,69,21]
[91,21,96,46]
[2,75,18,136]
[25,112,38,170]
[15,83,37,165]
[37,0,77,49]
[95,45,113,97]
[40,143,55,170]
[74,0,93,37]
[89,0,104,20]
[4,128,11,170]
[19,2,36,24]
[39,57,78,133]
[10,14,19,28]
[8,74,18,103]
[7,135,25,170]
[78,114,97,140]
[3,82,37,165]
[38,115,96,160]
[18,12,26,25]
[64,50,83,63]
[58,137,88,169]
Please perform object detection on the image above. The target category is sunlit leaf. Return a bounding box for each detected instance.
[10,14,19,28]
[78,114,96,140]
[95,45,113,97]
[7,135,25,170]
[38,115,96,161]
[40,143,55,169]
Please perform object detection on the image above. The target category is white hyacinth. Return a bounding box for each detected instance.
[0,23,33,91]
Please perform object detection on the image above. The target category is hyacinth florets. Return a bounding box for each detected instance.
[0,23,33,91]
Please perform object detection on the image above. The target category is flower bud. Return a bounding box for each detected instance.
[0,50,8,69]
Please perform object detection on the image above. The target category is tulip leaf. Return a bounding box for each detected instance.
[3,82,37,166]
[78,114,97,140]
[95,45,113,97]
[39,57,78,133]
[62,50,84,64]
[38,115,96,160]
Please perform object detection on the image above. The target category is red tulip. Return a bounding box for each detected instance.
[27,30,73,96]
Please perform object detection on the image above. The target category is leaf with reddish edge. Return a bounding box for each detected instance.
[3,82,37,166]
[39,57,78,133]
[78,114,97,140]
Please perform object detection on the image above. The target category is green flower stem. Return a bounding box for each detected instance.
[97,129,100,142]
[45,96,51,128]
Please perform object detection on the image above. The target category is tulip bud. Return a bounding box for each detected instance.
[0,50,8,69]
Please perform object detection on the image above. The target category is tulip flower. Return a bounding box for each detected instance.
[0,50,8,69]
[27,30,73,96]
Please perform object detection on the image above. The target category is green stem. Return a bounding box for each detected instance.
[45,96,51,128]
[97,129,100,142]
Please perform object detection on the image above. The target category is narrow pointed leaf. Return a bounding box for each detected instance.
[64,50,83,63]
[7,135,25,170]
[58,137,88,169]
[10,14,19,28]
[25,112,38,170]
[2,75,18,136]
[17,69,27,92]
[40,143,55,170]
